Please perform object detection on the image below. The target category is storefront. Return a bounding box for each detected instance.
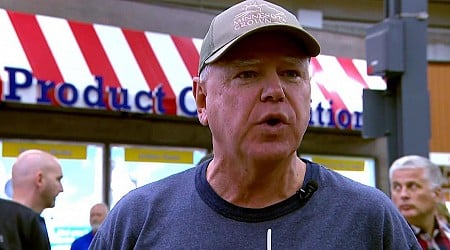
[0,8,390,249]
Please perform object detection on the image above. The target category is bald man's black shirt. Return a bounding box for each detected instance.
[0,198,50,250]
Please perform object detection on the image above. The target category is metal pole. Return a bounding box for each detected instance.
[385,0,430,163]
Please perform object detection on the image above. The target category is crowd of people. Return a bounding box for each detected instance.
[0,1,448,250]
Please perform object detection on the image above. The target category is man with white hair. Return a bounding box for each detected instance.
[390,155,450,249]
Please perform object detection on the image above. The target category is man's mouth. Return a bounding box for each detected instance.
[265,118,283,126]
[399,205,414,211]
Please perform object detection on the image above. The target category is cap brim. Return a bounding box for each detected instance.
[205,24,320,65]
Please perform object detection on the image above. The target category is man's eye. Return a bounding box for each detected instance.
[283,70,309,81]
[237,71,257,79]
[283,70,300,78]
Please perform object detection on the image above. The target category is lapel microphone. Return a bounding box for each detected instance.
[297,181,318,202]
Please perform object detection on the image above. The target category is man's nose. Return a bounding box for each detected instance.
[260,72,285,102]
[399,187,410,198]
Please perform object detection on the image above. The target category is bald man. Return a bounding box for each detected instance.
[1,149,63,249]
[11,149,64,247]
[12,149,64,214]
[71,203,109,250]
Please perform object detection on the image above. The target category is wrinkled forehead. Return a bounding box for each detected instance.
[215,57,308,72]
[91,204,108,214]
[391,168,428,182]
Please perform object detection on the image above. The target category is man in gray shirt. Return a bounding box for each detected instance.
[90,0,420,249]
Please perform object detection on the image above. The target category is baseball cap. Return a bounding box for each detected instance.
[198,0,321,74]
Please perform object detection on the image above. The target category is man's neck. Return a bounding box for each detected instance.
[206,157,306,208]
[411,216,438,237]
[13,196,43,214]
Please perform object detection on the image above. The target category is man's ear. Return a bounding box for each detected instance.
[433,186,442,200]
[192,77,208,126]
[35,171,44,188]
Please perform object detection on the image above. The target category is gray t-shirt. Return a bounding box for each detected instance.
[90,159,420,249]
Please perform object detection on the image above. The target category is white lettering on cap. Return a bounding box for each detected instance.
[233,2,287,30]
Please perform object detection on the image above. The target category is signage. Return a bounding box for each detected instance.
[0,8,386,130]
[1,65,366,129]
[309,100,363,130]
[2,66,195,116]
[124,147,194,164]
[302,154,375,187]
[311,156,365,171]
[2,141,87,159]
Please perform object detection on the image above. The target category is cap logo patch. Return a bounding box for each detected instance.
[233,2,287,30]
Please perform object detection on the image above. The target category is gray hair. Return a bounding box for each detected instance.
[389,155,443,188]
[199,65,211,84]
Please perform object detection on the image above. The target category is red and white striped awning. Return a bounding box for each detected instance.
[0,9,385,130]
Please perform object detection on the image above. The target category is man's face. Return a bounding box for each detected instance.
[90,204,108,231]
[41,162,64,209]
[390,167,439,225]
[196,31,311,162]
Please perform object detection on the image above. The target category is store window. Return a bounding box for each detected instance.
[0,140,103,250]
[110,145,207,207]
[301,154,376,187]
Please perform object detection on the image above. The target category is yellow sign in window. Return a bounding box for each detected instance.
[2,141,87,159]
[125,147,193,164]
[311,156,365,171]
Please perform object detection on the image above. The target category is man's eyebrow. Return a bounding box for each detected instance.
[281,56,307,65]
[394,180,421,185]
[227,57,306,67]
[227,59,261,67]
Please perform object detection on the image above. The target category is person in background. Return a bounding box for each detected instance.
[90,0,420,249]
[437,202,450,230]
[71,203,109,250]
[0,198,50,250]
[390,155,450,249]
[11,149,64,244]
